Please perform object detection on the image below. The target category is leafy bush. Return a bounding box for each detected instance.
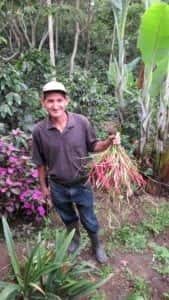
[0,62,42,132]
[15,49,54,90]
[62,68,117,138]
[0,50,53,132]
[0,217,111,299]
[0,129,46,222]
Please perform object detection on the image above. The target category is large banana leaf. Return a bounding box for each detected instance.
[150,56,169,96]
[137,3,169,65]
[145,0,161,8]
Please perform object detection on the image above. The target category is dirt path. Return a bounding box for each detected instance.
[0,193,168,299]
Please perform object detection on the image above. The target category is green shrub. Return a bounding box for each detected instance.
[0,217,112,299]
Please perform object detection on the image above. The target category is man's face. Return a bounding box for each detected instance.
[42,92,69,119]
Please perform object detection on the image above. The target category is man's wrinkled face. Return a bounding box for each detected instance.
[42,91,69,119]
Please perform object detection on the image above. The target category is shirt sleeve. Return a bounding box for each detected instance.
[85,118,98,153]
[32,128,46,166]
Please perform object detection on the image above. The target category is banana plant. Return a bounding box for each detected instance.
[110,0,131,124]
[155,58,169,174]
[143,0,161,9]
[156,59,169,154]
[137,1,169,155]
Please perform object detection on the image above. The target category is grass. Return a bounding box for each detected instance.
[89,291,107,300]
[112,224,148,252]
[142,203,169,234]
[99,265,113,279]
[111,203,169,252]
[150,242,169,275]
[126,272,151,300]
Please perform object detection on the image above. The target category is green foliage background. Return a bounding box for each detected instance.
[0,0,168,147]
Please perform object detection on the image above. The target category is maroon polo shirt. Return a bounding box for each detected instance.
[32,112,98,182]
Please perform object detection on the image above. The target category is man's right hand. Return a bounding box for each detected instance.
[41,186,50,199]
[41,186,52,209]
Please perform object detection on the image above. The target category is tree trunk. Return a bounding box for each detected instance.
[30,14,39,48]
[108,28,115,71]
[139,65,152,155]
[112,0,130,124]
[55,17,59,59]
[85,34,91,70]
[69,0,80,78]
[156,62,169,155]
[38,30,49,50]
[47,0,56,69]
[84,0,93,69]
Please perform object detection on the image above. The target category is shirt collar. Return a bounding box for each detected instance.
[46,112,75,130]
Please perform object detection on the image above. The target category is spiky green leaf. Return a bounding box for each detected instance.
[2,217,23,287]
[0,283,19,299]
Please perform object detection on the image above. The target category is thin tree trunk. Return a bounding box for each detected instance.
[9,30,13,52]
[17,15,33,48]
[38,30,49,50]
[69,0,80,78]
[84,0,93,69]
[55,0,62,59]
[85,35,91,70]
[108,27,115,70]
[11,19,23,46]
[47,0,55,68]
[139,65,152,155]
[0,52,20,62]
[30,14,39,48]
[55,17,59,59]
[156,62,169,155]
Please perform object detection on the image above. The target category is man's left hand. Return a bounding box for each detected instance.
[108,131,121,145]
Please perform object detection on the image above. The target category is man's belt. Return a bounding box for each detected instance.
[50,175,88,187]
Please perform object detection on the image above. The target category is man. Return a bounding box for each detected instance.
[32,81,120,264]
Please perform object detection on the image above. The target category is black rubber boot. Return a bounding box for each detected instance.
[88,231,108,264]
[66,222,80,253]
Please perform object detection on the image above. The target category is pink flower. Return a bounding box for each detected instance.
[24,202,32,209]
[32,190,42,200]
[6,177,22,187]
[0,167,7,176]
[0,187,7,193]
[6,206,14,213]
[7,168,14,174]
[7,144,17,152]
[9,156,19,164]
[20,190,31,200]
[6,177,14,186]
[31,169,38,178]
[21,155,29,160]
[37,206,45,216]
[11,128,22,136]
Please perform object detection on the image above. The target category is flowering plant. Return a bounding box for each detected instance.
[0,129,46,221]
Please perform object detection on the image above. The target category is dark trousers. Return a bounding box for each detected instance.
[49,180,99,233]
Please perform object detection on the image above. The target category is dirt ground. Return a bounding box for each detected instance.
[0,192,169,300]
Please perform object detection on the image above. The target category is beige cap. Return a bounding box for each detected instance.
[42,81,67,93]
